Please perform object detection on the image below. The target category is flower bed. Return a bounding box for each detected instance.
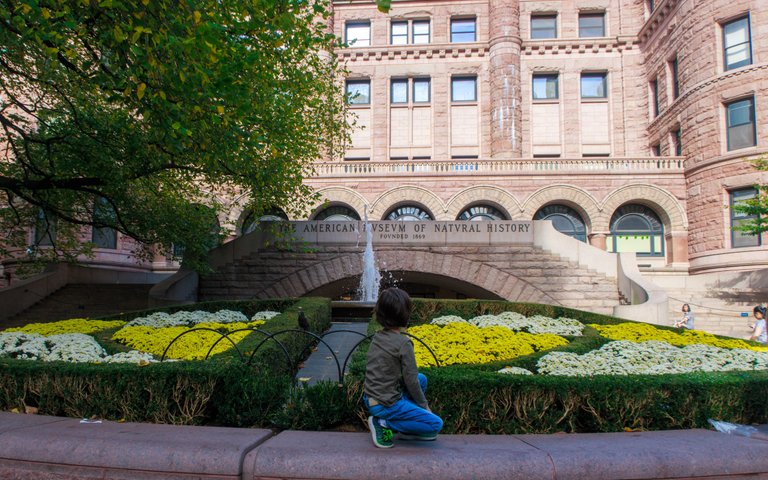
[590,322,768,351]
[409,322,568,367]
[5,319,126,336]
[0,331,154,363]
[430,312,584,336]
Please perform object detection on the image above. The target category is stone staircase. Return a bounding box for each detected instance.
[200,244,623,316]
[660,286,757,338]
[4,284,153,329]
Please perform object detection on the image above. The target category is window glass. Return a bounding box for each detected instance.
[391,21,408,45]
[723,17,752,71]
[92,197,117,249]
[673,128,682,155]
[731,188,760,248]
[534,205,587,242]
[607,205,664,256]
[314,206,361,221]
[451,77,476,102]
[580,73,607,98]
[346,22,371,47]
[413,78,431,103]
[533,74,559,100]
[671,56,680,99]
[727,97,756,151]
[413,20,430,44]
[346,80,370,104]
[531,15,557,39]
[386,205,433,221]
[34,209,56,246]
[651,78,659,117]
[451,18,476,42]
[391,79,408,103]
[579,13,605,37]
[457,205,508,221]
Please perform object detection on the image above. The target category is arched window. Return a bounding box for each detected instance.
[534,204,587,242]
[314,205,360,221]
[385,205,433,221]
[608,204,664,256]
[457,205,507,221]
[241,207,288,235]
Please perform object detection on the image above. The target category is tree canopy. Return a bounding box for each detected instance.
[0,0,349,272]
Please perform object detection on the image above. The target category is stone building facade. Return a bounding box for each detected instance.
[299,0,767,278]
[4,0,766,300]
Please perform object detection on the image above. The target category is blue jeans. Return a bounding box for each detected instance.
[364,373,443,435]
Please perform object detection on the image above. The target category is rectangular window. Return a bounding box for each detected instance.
[531,15,557,39]
[391,21,408,45]
[651,78,660,117]
[533,74,559,100]
[413,78,431,103]
[581,73,607,98]
[92,198,117,249]
[345,22,371,47]
[346,80,370,104]
[579,13,605,38]
[727,97,756,151]
[413,20,430,44]
[451,77,477,102]
[648,0,655,12]
[652,144,661,156]
[673,128,682,155]
[451,18,476,43]
[731,188,761,248]
[723,16,752,71]
[34,209,56,246]
[671,56,680,100]
[391,79,408,103]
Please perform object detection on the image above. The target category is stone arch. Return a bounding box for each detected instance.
[370,186,447,220]
[310,187,368,220]
[521,185,601,232]
[599,184,687,233]
[445,186,522,220]
[259,250,561,305]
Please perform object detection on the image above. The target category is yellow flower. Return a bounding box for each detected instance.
[111,320,265,360]
[590,323,768,352]
[408,323,568,367]
[5,319,125,336]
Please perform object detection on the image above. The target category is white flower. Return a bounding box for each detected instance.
[0,332,157,364]
[497,366,533,375]
[251,311,281,321]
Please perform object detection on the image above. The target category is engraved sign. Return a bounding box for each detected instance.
[264,221,534,246]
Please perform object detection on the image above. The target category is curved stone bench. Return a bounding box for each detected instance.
[2,412,768,479]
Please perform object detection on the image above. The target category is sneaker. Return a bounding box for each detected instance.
[398,432,438,441]
[367,416,394,448]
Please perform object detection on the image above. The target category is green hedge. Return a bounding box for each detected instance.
[3,297,767,433]
[0,297,333,426]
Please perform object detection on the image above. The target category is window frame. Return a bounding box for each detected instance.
[726,96,756,151]
[390,21,408,45]
[390,78,409,104]
[673,128,682,156]
[722,15,752,71]
[346,79,371,105]
[345,21,371,47]
[532,73,559,100]
[530,14,557,40]
[578,12,606,38]
[580,72,608,99]
[451,76,477,102]
[413,78,431,103]
[730,187,761,248]
[670,56,680,100]
[450,18,477,43]
[412,20,431,44]
[651,77,660,118]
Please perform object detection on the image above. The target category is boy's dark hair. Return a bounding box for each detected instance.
[754,305,767,317]
[375,288,412,329]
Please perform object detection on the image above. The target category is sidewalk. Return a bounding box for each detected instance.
[2,412,768,479]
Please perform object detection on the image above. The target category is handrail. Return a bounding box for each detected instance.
[311,157,684,177]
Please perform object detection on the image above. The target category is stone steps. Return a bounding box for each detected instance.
[4,284,153,328]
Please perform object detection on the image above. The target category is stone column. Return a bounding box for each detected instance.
[667,231,689,265]
[488,0,522,159]
[589,232,608,250]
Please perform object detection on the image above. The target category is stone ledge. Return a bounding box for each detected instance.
[0,413,273,479]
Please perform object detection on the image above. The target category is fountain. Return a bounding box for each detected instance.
[357,208,381,303]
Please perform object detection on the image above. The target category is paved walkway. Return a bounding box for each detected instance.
[296,322,369,386]
[2,412,768,479]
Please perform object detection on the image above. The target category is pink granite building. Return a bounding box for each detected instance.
[3,0,767,334]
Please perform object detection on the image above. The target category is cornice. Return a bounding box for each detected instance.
[637,0,680,46]
[648,63,768,131]
[336,43,488,62]
[522,35,638,56]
